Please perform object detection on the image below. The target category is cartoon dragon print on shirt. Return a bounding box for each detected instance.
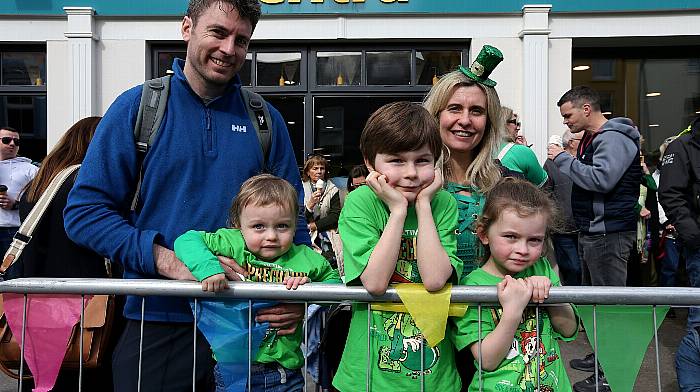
[377,312,439,378]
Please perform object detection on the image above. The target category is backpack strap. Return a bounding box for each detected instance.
[132,75,171,211]
[240,88,273,172]
[1,165,81,274]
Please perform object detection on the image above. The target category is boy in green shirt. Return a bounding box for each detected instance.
[174,174,340,392]
[332,102,463,391]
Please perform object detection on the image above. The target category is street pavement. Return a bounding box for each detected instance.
[0,307,690,391]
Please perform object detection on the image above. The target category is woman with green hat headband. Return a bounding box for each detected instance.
[423,44,505,278]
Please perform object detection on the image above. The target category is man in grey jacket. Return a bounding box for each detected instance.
[547,86,641,392]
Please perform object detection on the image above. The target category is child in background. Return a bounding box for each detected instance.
[452,178,578,391]
[174,174,340,392]
[332,101,463,391]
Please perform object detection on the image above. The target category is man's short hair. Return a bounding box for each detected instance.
[557,85,601,112]
[360,101,442,166]
[0,126,18,134]
[186,0,261,30]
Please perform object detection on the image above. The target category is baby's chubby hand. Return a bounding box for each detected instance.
[202,273,229,292]
[524,276,552,303]
[365,171,407,213]
[283,276,310,290]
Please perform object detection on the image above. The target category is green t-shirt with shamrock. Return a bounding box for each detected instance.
[332,185,463,392]
[452,257,578,392]
[174,228,341,370]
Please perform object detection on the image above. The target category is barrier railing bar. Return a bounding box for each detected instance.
[593,305,599,392]
[192,298,197,392]
[653,305,662,392]
[366,302,371,392]
[303,301,308,392]
[477,303,482,392]
[536,305,541,391]
[4,279,700,306]
[19,294,27,391]
[79,294,85,392]
[137,297,144,392]
[248,299,252,392]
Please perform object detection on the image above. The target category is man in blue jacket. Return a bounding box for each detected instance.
[548,85,640,392]
[64,1,309,390]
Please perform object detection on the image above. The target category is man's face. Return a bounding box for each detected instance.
[181,2,253,96]
[0,129,19,160]
[559,101,589,133]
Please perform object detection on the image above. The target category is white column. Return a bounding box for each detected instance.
[64,7,97,123]
[520,4,551,164]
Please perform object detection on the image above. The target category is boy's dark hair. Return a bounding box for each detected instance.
[476,177,562,262]
[557,85,601,112]
[228,174,299,228]
[186,0,261,30]
[360,101,442,166]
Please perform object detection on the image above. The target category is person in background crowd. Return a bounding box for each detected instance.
[654,136,682,288]
[303,154,341,266]
[11,117,115,391]
[64,1,308,390]
[543,129,582,286]
[0,126,38,256]
[422,45,504,278]
[346,164,369,193]
[548,85,640,392]
[502,106,529,146]
[658,117,700,392]
[497,106,549,188]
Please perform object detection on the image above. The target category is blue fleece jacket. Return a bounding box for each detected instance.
[64,59,310,322]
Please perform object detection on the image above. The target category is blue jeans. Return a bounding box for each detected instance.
[552,233,581,286]
[685,247,700,328]
[676,326,700,392]
[215,362,304,392]
[658,237,682,287]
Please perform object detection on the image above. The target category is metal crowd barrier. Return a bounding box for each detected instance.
[2,278,700,392]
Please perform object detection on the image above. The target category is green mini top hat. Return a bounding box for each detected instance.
[459,45,503,87]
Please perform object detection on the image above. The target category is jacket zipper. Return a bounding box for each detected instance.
[205,108,213,153]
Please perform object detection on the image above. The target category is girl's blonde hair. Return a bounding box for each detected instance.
[476,178,561,262]
[423,70,503,192]
[228,174,299,228]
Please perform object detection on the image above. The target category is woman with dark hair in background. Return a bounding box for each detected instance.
[346,164,369,193]
[11,116,117,391]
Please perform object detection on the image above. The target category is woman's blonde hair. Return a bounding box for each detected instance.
[423,70,502,192]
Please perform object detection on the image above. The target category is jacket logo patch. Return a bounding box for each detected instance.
[661,153,674,166]
[232,124,247,133]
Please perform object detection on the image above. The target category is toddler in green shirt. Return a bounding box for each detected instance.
[452,178,579,392]
[333,102,463,392]
[174,174,340,392]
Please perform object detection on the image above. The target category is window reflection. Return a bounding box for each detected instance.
[317,52,361,86]
[2,52,46,86]
[416,50,461,85]
[367,51,411,86]
[257,52,301,87]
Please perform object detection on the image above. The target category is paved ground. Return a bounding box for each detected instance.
[0,308,689,391]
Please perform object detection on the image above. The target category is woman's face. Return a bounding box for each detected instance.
[439,85,488,156]
[349,175,366,192]
[307,163,326,182]
[506,114,520,141]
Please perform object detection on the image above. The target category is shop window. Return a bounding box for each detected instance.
[367,51,411,86]
[0,46,46,163]
[316,52,361,86]
[256,52,301,87]
[1,52,46,86]
[573,46,700,153]
[416,50,461,85]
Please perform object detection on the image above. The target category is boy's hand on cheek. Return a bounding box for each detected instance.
[366,171,407,213]
[415,168,443,205]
